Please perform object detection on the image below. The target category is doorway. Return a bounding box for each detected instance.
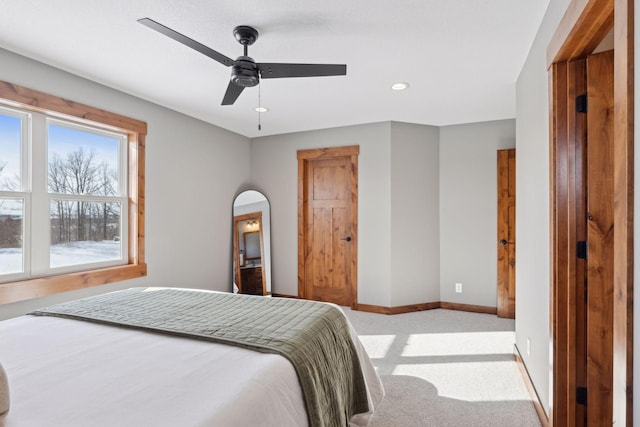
[297,145,359,307]
[548,1,633,425]
[233,211,266,295]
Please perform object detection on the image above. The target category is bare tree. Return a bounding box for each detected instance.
[49,148,119,244]
[0,161,22,248]
[98,162,117,239]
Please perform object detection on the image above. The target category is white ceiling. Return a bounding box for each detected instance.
[0,0,550,138]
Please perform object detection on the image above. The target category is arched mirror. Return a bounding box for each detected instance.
[233,190,271,295]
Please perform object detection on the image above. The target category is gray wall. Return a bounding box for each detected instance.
[390,122,440,306]
[252,120,510,309]
[251,122,393,306]
[0,47,251,319]
[439,120,515,306]
[514,0,570,414]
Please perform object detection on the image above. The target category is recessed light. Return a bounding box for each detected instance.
[391,82,409,91]
[255,107,269,113]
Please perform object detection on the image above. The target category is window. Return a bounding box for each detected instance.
[0,110,27,278]
[0,81,146,303]
[47,121,127,271]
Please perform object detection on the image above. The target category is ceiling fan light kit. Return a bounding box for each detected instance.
[138,18,347,106]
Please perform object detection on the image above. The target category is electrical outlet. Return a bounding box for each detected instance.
[455,283,462,293]
[527,338,531,356]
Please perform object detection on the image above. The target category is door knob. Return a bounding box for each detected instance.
[500,239,507,246]
[341,236,352,242]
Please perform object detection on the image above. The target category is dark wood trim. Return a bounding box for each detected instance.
[353,303,395,315]
[349,152,359,309]
[0,80,147,305]
[388,302,442,315]
[271,293,300,299]
[440,302,498,315]
[515,345,550,427]
[548,0,633,424]
[296,145,360,160]
[0,81,147,134]
[549,59,571,426]
[612,0,634,423]
[547,0,614,65]
[355,302,441,315]
[130,134,145,265]
[0,264,147,303]
[297,155,305,299]
[354,301,496,315]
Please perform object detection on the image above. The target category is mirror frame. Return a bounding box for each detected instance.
[232,189,271,296]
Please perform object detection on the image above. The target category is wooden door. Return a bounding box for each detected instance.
[548,2,633,425]
[497,149,516,318]
[585,49,614,426]
[298,146,359,307]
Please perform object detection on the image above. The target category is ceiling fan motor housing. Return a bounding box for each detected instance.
[231,56,259,87]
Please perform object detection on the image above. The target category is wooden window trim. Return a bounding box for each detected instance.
[0,81,147,304]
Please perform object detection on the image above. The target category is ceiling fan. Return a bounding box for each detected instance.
[138,18,347,106]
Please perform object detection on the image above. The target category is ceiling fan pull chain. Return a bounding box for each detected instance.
[258,82,262,131]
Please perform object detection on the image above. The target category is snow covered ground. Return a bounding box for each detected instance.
[0,240,120,274]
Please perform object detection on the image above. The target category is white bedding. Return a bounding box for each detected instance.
[0,309,383,427]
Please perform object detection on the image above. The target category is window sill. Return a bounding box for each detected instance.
[0,263,147,305]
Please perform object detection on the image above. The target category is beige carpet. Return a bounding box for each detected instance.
[342,308,542,427]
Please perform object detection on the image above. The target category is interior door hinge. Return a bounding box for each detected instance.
[576,387,587,405]
[577,241,588,259]
[576,94,588,113]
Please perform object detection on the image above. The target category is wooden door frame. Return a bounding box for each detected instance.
[233,211,265,295]
[297,145,359,308]
[548,0,633,425]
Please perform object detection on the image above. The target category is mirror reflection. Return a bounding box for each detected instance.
[233,190,271,295]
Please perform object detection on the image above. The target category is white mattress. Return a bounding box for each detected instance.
[0,310,383,427]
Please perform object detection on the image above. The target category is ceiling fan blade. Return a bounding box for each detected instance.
[258,63,346,79]
[138,18,234,67]
[221,81,245,105]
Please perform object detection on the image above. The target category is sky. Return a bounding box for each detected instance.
[1,112,123,217]
[0,112,121,193]
[48,123,120,173]
[0,113,21,190]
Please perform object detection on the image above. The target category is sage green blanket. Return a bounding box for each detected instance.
[30,287,369,427]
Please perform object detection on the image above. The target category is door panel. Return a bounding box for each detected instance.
[570,57,588,427]
[497,148,516,318]
[298,147,359,307]
[585,50,614,427]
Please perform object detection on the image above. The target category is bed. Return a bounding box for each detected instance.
[0,287,384,427]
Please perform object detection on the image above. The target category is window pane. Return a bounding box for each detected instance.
[50,200,121,268]
[0,113,22,191]
[0,199,23,275]
[48,123,120,196]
